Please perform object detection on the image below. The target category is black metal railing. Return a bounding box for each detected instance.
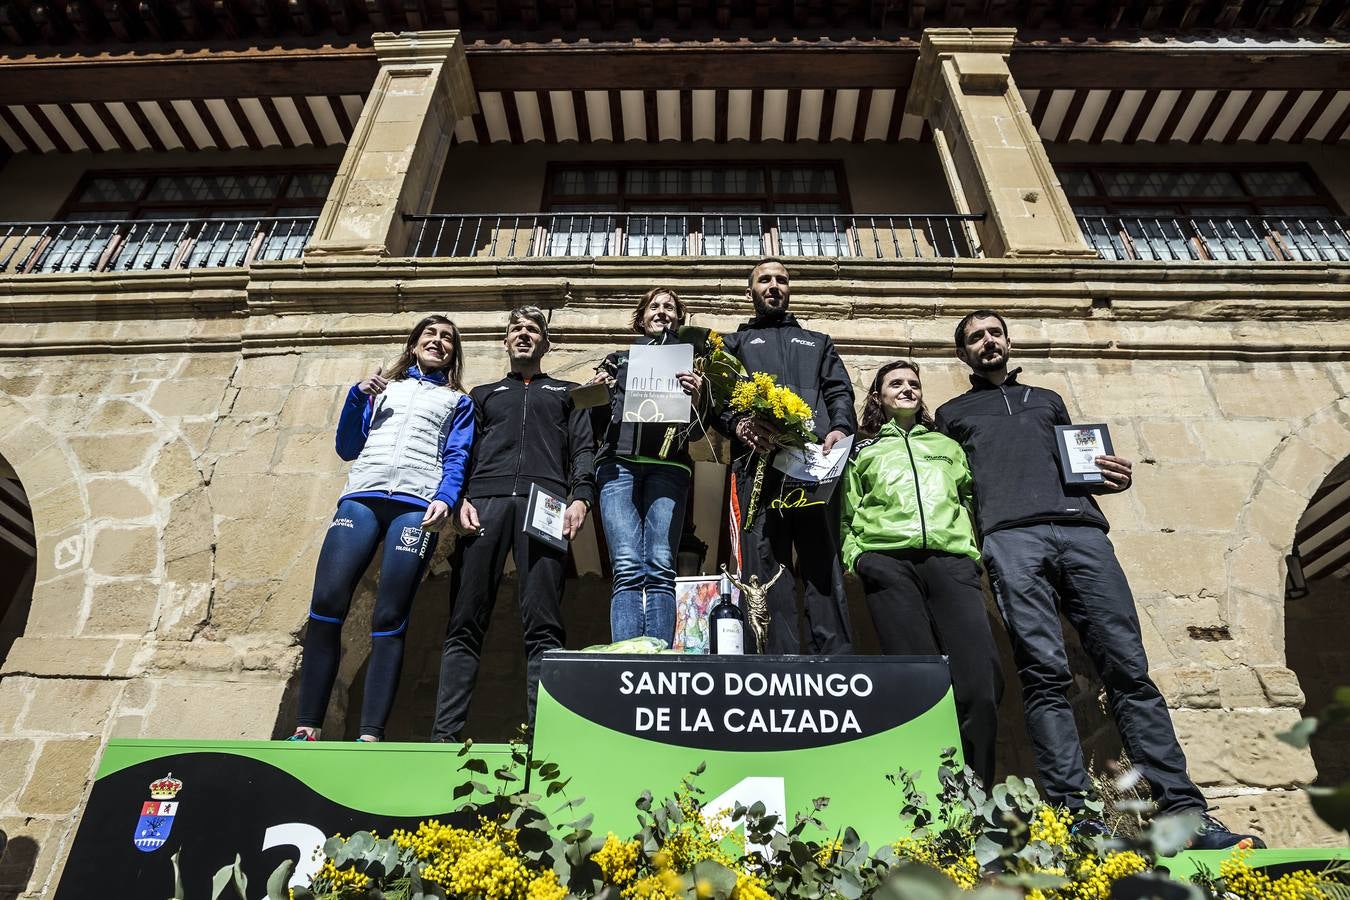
[0,216,319,274]
[1077,214,1350,263]
[405,212,985,260]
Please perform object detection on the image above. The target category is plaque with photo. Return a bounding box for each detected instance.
[524,483,569,551]
[1054,423,1115,485]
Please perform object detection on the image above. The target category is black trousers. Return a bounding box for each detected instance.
[982,523,1206,813]
[855,549,1003,787]
[733,466,852,655]
[432,495,567,741]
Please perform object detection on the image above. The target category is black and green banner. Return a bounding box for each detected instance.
[54,740,513,899]
[532,653,963,844]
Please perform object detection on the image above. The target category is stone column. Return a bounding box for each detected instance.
[306,30,477,258]
[905,28,1096,259]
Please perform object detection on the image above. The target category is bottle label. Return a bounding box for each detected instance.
[714,620,744,655]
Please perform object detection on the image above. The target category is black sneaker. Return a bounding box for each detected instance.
[1189,813,1265,851]
[1070,816,1109,838]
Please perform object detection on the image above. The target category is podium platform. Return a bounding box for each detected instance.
[52,652,1349,898]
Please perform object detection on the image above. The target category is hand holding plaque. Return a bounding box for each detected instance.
[1053,424,1116,486]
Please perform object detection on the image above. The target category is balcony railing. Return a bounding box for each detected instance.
[0,216,318,274]
[405,212,985,260]
[1078,214,1350,263]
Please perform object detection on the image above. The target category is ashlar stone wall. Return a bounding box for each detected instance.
[0,257,1347,897]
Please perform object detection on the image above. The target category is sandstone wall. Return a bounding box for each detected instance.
[0,257,1347,897]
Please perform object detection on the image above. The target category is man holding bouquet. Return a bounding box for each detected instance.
[715,258,856,654]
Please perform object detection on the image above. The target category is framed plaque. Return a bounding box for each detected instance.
[524,483,568,551]
[1054,423,1115,485]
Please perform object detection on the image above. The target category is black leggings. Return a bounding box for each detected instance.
[855,549,1004,787]
[296,496,438,739]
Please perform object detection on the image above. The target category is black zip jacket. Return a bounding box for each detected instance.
[714,312,857,466]
[934,368,1109,537]
[591,339,709,469]
[465,372,596,506]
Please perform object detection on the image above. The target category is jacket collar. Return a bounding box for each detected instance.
[407,365,449,385]
[506,370,549,382]
[738,311,800,331]
[879,419,931,439]
[968,367,1022,390]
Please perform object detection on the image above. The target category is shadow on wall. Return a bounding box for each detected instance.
[0,834,39,900]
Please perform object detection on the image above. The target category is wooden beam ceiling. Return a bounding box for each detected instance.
[0,0,1346,51]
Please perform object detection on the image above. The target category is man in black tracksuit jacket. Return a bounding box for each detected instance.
[432,306,595,741]
[716,259,855,654]
[935,310,1261,850]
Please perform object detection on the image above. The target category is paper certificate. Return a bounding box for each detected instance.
[1054,424,1115,485]
[772,435,853,484]
[622,343,694,424]
[524,484,568,551]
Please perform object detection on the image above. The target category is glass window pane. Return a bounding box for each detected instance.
[1261,206,1349,262]
[628,168,762,195]
[625,205,690,255]
[77,176,148,204]
[1099,170,1241,199]
[772,168,838,194]
[34,210,129,272]
[551,169,618,196]
[1241,170,1314,197]
[544,205,615,256]
[285,172,335,198]
[1059,171,1095,198]
[699,204,764,257]
[775,202,851,257]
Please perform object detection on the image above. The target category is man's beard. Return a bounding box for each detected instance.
[753,295,788,319]
[971,349,1007,372]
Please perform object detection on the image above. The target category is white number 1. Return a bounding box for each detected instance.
[701,777,787,856]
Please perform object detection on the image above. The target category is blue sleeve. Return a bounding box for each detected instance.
[335,384,372,461]
[433,394,476,507]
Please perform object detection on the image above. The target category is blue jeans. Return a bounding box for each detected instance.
[597,458,690,644]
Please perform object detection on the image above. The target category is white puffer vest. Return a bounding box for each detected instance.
[342,377,465,503]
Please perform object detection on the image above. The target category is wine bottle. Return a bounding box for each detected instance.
[708,573,746,655]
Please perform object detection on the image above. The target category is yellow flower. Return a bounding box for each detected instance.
[526,869,568,900]
[709,331,725,352]
[314,859,370,893]
[594,833,642,886]
[731,872,774,900]
[1220,848,1326,900]
[1029,806,1074,849]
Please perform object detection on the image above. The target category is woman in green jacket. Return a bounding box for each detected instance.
[841,360,1003,787]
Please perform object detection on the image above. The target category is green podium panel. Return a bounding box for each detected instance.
[531,652,963,845]
[53,739,513,900]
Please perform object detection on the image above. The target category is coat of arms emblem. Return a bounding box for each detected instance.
[132,772,182,853]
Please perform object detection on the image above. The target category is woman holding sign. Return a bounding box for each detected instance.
[591,288,706,643]
[840,360,1003,786]
[286,315,474,743]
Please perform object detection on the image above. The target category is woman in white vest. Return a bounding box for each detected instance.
[286,315,474,742]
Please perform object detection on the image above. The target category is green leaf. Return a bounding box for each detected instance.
[230,854,248,899]
[999,871,1069,890]
[460,757,489,774]
[1308,782,1350,831]
[453,782,473,799]
[1147,812,1202,856]
[1277,716,1320,749]
[691,860,738,899]
[538,762,561,780]
[546,777,571,797]
[211,861,234,899]
[266,859,294,900]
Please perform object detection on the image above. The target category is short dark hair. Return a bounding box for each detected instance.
[747,257,789,289]
[954,309,1009,352]
[630,287,687,333]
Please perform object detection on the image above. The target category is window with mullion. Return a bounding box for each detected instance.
[542,162,848,257]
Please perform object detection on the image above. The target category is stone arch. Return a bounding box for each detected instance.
[1226,396,1350,669]
[0,393,92,650]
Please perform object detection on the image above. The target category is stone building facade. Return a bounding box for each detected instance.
[0,14,1349,899]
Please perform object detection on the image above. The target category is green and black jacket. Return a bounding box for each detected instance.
[840,420,980,573]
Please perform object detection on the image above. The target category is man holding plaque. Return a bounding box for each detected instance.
[432,306,596,742]
[935,310,1262,850]
[717,258,855,655]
